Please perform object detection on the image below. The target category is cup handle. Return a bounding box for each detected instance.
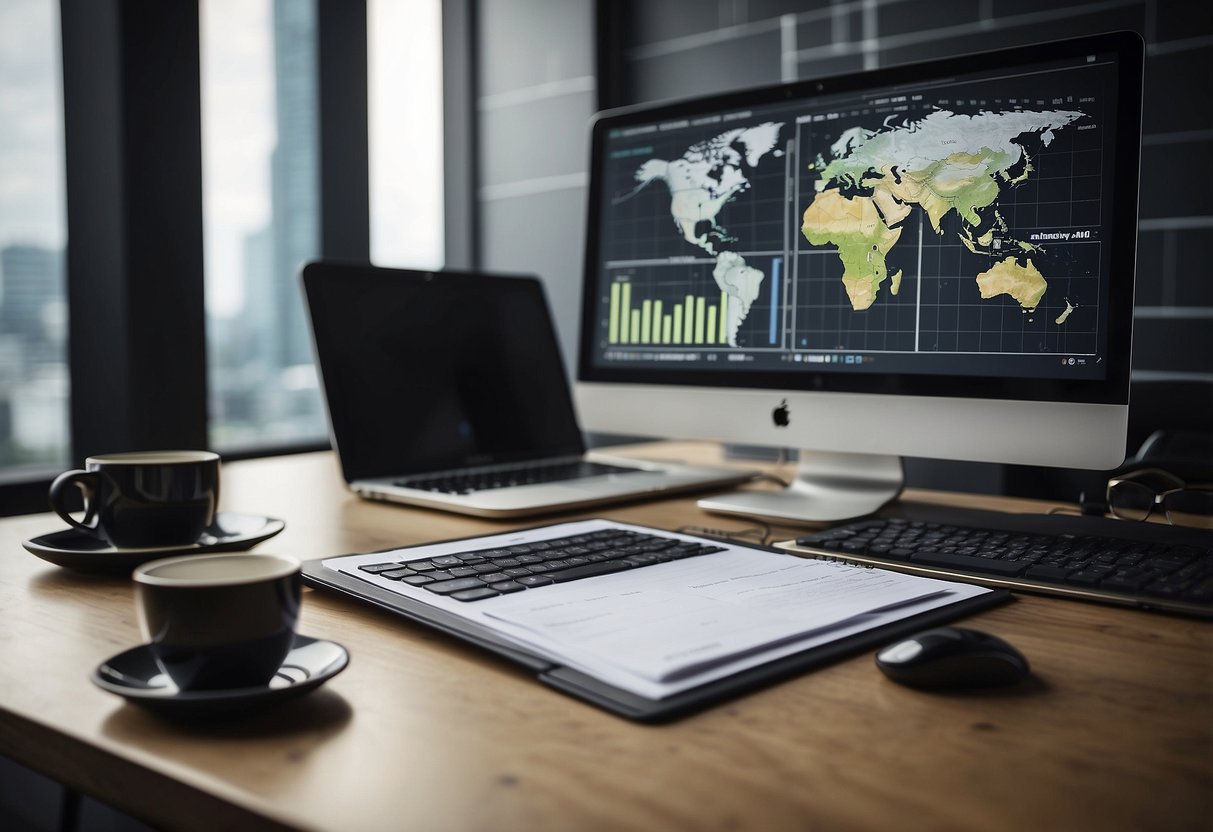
[48,470,103,538]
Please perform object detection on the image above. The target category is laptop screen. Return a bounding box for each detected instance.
[301,263,586,481]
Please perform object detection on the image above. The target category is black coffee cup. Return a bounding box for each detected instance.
[48,451,220,548]
[133,553,302,691]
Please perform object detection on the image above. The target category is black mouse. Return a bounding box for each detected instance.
[874,627,1030,690]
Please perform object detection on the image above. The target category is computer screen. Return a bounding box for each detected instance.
[575,32,1144,522]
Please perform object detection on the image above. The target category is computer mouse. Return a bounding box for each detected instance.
[874,627,1030,690]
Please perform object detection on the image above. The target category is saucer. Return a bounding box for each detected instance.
[91,634,349,719]
[22,512,286,574]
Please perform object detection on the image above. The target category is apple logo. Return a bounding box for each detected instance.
[772,399,790,427]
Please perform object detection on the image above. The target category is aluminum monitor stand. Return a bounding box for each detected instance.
[697,450,904,524]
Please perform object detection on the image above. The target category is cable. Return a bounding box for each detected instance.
[749,473,791,488]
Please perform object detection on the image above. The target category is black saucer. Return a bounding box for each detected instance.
[91,634,349,719]
[22,512,286,574]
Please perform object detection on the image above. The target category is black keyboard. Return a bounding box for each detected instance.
[357,529,725,602]
[395,459,641,495]
[787,508,1213,617]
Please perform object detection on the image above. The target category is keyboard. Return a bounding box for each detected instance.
[782,506,1213,618]
[356,528,726,602]
[395,459,641,495]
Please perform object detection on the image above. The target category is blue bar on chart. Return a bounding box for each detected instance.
[769,257,782,345]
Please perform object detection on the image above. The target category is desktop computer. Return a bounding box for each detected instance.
[575,31,1144,524]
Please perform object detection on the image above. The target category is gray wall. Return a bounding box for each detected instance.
[474,0,596,375]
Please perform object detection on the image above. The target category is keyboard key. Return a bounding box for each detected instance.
[377,567,415,580]
[909,550,1028,576]
[1100,574,1148,593]
[359,562,404,574]
[430,556,464,568]
[1143,582,1185,599]
[624,554,662,566]
[516,575,553,587]
[448,566,480,578]
[451,587,499,602]
[1025,565,1074,581]
[1186,576,1213,602]
[1065,569,1113,587]
[548,560,633,583]
[488,581,525,593]
[1141,557,1192,575]
[402,574,435,586]
[424,577,488,595]
[683,544,726,557]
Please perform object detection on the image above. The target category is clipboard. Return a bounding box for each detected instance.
[301,521,1011,722]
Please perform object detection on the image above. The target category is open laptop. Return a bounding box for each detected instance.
[300,261,754,517]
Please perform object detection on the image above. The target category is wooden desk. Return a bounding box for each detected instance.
[1,444,1210,832]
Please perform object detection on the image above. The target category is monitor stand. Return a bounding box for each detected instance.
[697,450,904,524]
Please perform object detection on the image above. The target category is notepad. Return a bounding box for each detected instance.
[486,558,961,684]
[309,519,999,704]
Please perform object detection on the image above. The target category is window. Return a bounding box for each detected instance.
[368,0,444,269]
[0,0,68,477]
[201,0,326,452]
[201,0,446,454]
[0,0,448,509]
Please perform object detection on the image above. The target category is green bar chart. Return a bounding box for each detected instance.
[607,280,728,345]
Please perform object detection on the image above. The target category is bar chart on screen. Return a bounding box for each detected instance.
[601,251,790,352]
[607,278,729,346]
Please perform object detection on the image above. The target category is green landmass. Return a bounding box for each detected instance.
[802,190,903,311]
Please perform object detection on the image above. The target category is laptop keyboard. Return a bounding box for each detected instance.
[394,460,643,495]
[358,529,726,601]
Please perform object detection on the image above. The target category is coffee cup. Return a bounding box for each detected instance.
[133,552,302,691]
[48,450,220,548]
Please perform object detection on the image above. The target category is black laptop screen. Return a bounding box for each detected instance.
[301,264,586,481]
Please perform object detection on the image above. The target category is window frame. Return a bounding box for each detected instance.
[0,0,382,515]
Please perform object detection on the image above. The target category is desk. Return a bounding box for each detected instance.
[1,443,1210,831]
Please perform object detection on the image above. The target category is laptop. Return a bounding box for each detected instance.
[300,261,754,517]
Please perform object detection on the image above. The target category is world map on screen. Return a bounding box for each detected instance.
[803,108,1086,319]
[633,106,1092,346]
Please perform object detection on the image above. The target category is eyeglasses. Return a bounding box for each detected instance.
[1106,468,1213,529]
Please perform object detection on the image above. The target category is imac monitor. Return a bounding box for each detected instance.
[575,32,1144,522]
